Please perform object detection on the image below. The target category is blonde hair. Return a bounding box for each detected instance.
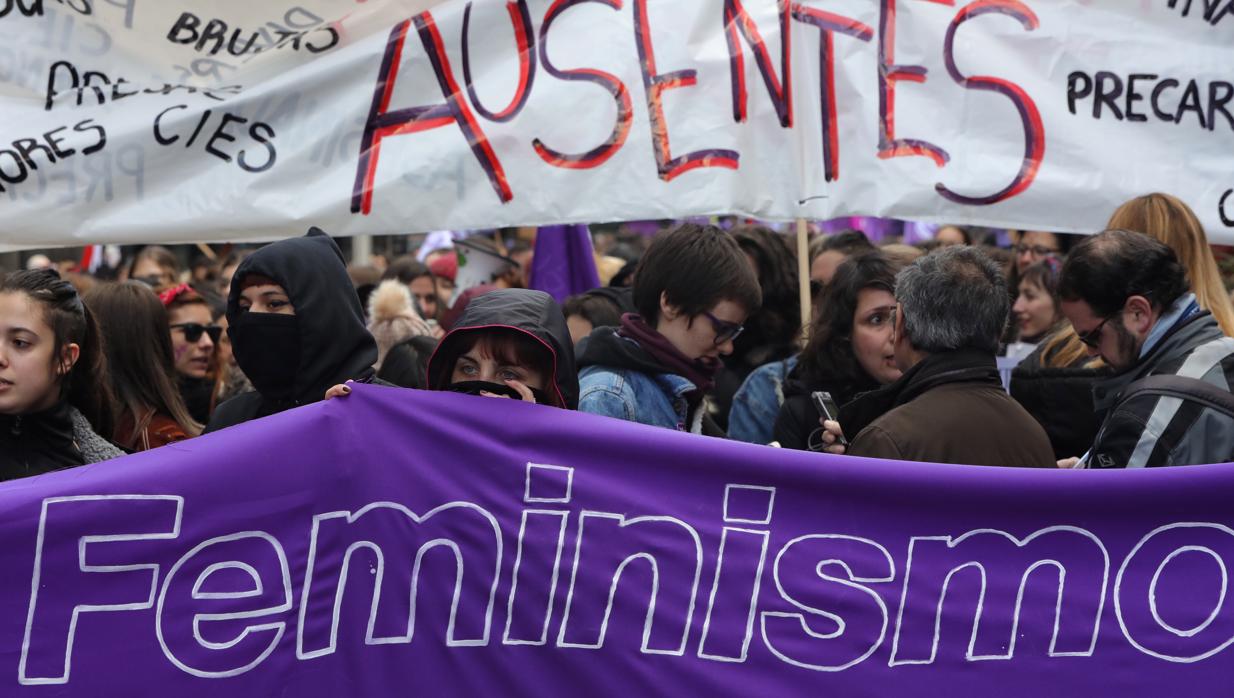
[1038,326,1101,369]
[367,280,431,368]
[1107,193,1234,336]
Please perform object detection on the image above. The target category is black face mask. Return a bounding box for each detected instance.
[447,380,550,405]
[229,312,301,402]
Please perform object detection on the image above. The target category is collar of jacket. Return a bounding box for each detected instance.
[0,401,75,441]
[651,371,701,402]
[1092,310,1224,412]
[839,347,1002,440]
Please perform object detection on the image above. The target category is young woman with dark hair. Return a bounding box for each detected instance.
[0,270,122,479]
[86,282,201,450]
[577,224,762,435]
[158,284,220,425]
[773,252,903,451]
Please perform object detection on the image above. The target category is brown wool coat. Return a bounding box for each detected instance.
[849,380,1055,468]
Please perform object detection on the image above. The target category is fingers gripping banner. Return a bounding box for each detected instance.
[0,1,1233,249]
[2,384,1234,695]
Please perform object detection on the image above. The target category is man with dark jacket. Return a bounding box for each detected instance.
[1058,229,1234,468]
[825,246,1054,467]
[205,229,383,433]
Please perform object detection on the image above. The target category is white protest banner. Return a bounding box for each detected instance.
[0,0,1232,250]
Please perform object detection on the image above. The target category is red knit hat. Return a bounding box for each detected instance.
[428,254,457,282]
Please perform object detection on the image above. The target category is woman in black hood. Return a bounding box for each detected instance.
[327,288,576,408]
[204,229,380,432]
[426,289,577,409]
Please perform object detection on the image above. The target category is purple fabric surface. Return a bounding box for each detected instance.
[530,224,601,302]
[3,384,1233,695]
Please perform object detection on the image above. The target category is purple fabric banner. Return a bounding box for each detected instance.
[2,384,1233,695]
[529,225,601,302]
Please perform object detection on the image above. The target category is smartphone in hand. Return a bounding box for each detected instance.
[811,391,847,447]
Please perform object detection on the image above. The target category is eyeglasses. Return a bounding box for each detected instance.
[702,311,745,346]
[1014,244,1060,258]
[1076,316,1111,348]
[171,323,222,344]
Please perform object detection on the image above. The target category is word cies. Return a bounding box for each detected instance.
[17,480,1234,685]
[351,0,1045,215]
[153,106,276,173]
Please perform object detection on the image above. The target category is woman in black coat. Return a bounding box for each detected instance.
[773,252,904,451]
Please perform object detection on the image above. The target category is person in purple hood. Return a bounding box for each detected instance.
[576,224,762,436]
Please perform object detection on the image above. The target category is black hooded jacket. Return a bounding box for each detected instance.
[426,289,579,409]
[205,229,380,432]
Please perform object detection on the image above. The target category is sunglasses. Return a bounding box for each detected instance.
[171,323,223,344]
[1076,316,1111,348]
[702,311,744,346]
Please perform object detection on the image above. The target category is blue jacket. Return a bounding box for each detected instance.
[576,327,713,433]
[728,356,798,444]
[578,365,705,433]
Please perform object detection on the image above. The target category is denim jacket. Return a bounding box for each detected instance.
[578,365,706,433]
[727,356,798,444]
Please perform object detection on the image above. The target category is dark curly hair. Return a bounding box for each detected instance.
[796,251,899,405]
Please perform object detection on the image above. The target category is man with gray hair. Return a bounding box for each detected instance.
[822,246,1053,467]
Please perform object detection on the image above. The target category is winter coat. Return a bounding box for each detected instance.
[0,402,123,481]
[577,328,724,435]
[841,348,1054,467]
[426,288,578,409]
[773,360,882,452]
[205,229,381,433]
[729,356,797,444]
[1010,344,1113,460]
[1085,310,1234,468]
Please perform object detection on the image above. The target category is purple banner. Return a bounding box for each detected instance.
[2,384,1233,695]
[530,224,602,302]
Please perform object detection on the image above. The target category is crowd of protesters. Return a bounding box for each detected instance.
[4,192,1234,480]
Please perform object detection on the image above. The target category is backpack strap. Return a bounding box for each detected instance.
[1120,374,1234,418]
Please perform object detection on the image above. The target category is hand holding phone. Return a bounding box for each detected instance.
[811,391,848,448]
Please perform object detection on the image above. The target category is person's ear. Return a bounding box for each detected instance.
[892,308,905,346]
[1124,295,1154,334]
[659,291,679,321]
[57,343,81,376]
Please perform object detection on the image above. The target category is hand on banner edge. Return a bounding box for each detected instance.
[324,380,354,401]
